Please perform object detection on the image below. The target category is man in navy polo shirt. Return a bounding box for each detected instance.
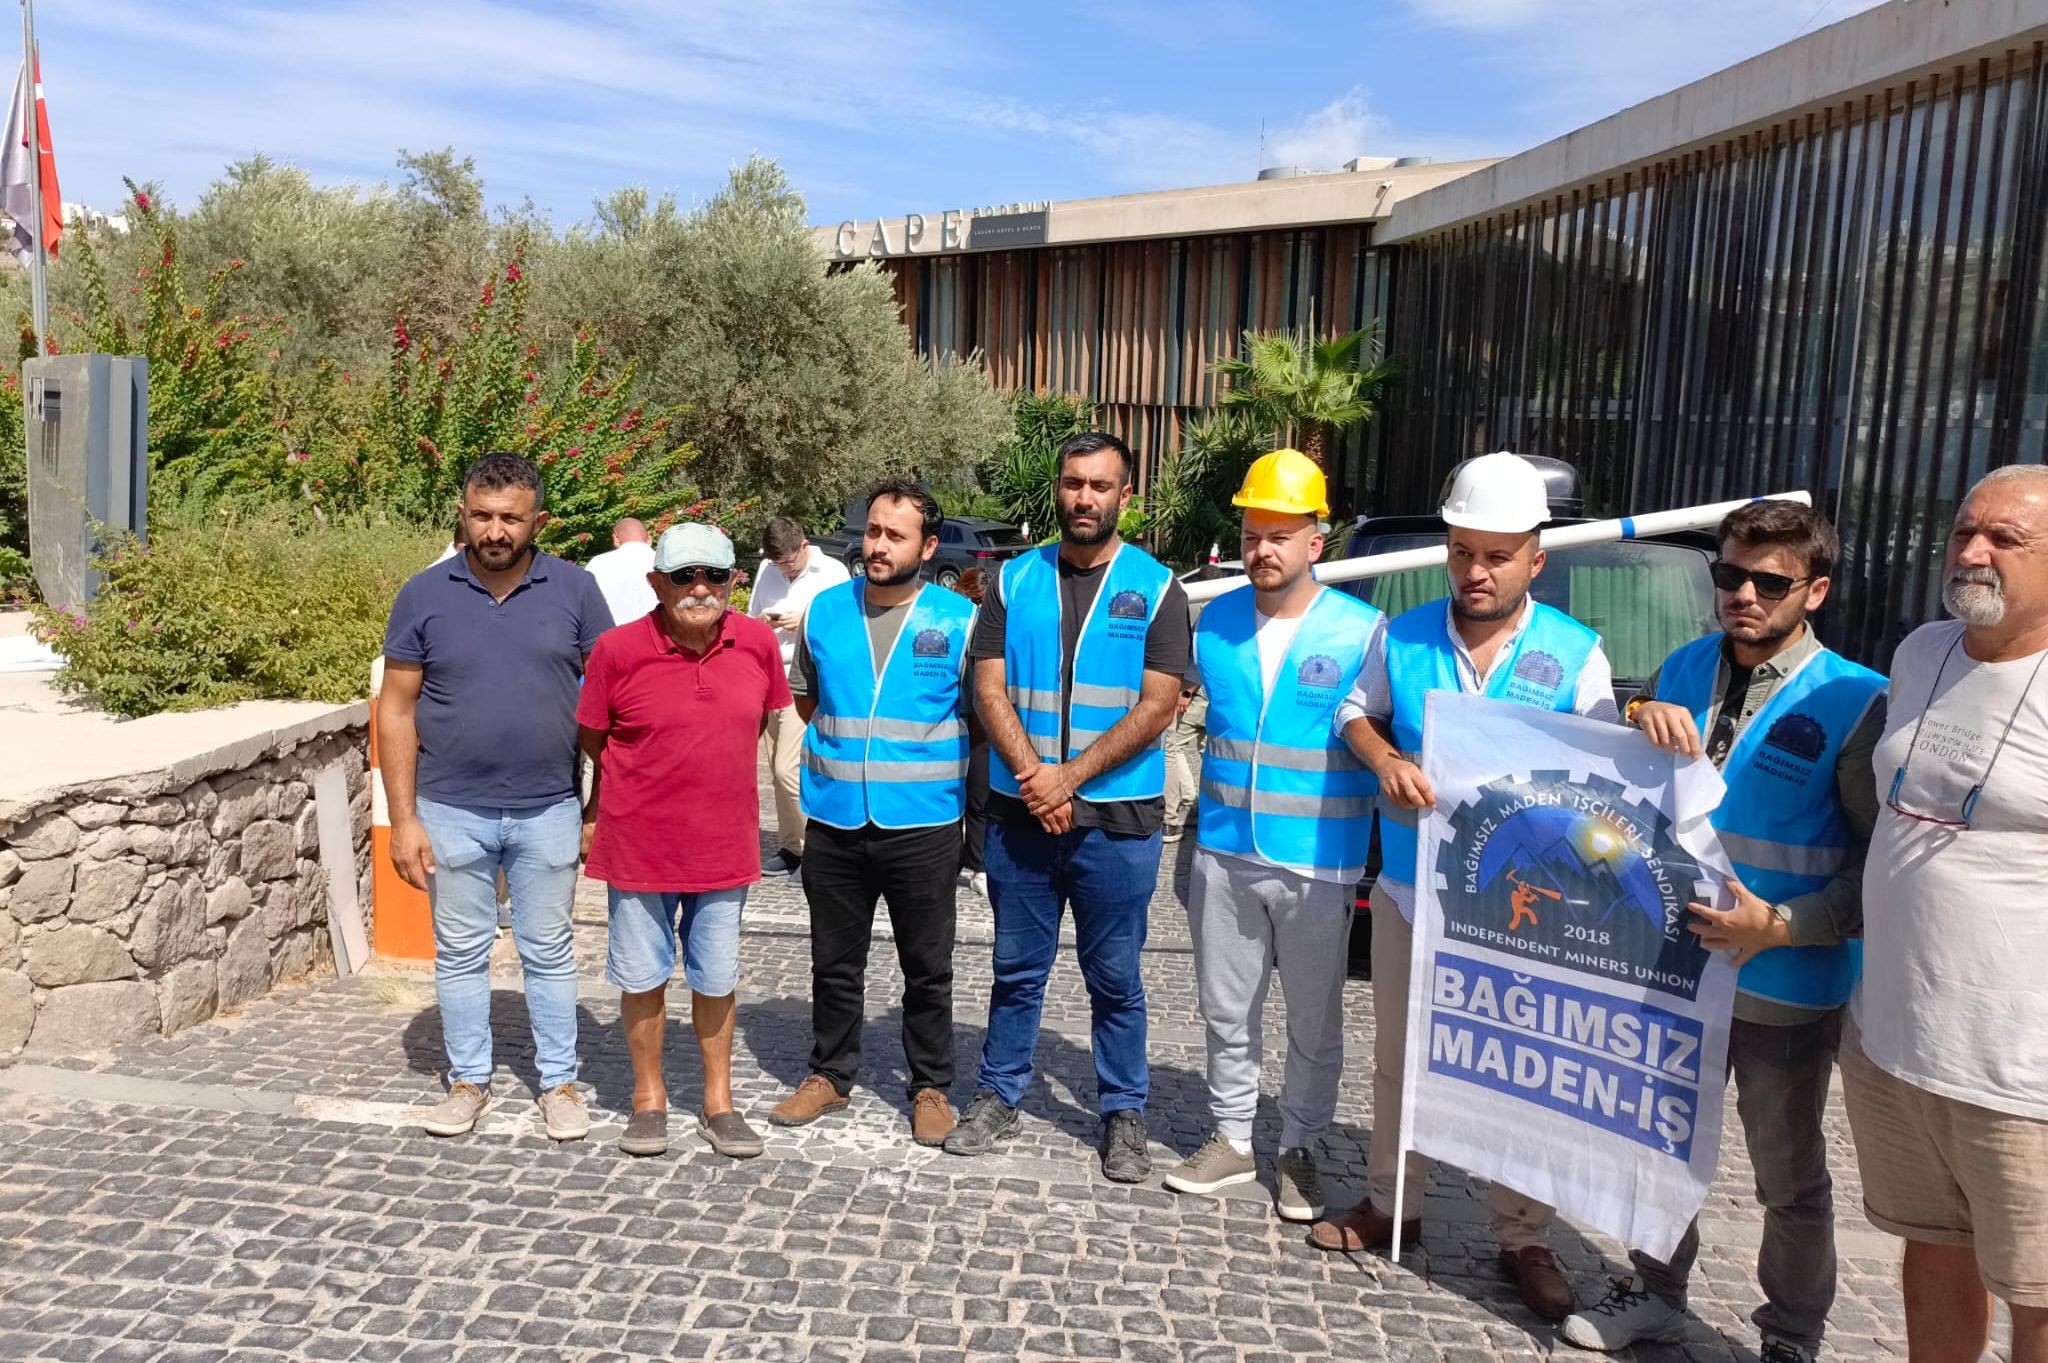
[379,452,613,1141]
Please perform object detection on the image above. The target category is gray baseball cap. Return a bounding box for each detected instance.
[652,523,736,572]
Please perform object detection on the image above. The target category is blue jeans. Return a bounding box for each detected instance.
[976,819,1161,1114]
[415,796,582,1092]
[604,886,747,997]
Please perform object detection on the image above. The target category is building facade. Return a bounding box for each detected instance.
[818,0,2048,664]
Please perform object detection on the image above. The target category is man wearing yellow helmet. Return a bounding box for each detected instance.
[1161,450,1384,1224]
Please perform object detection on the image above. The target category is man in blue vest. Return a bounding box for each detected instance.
[766,479,976,1149]
[1316,450,1617,1322]
[1561,501,1885,1362]
[1162,450,1383,1223]
[945,431,1189,1182]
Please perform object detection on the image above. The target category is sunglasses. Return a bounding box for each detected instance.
[667,566,732,587]
[1709,561,1812,600]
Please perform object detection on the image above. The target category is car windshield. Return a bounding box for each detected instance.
[1334,535,1718,681]
[978,525,1033,548]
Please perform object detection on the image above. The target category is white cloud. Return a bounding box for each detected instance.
[1266,89,1387,171]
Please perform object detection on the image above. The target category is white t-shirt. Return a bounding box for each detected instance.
[584,540,657,628]
[1856,620,2048,1119]
[1253,608,1304,697]
[748,548,851,670]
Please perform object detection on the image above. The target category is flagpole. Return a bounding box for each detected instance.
[20,0,45,355]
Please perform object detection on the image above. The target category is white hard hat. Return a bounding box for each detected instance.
[1440,451,1552,534]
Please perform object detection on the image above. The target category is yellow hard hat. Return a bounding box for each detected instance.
[1233,448,1329,519]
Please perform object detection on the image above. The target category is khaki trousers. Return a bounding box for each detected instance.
[763,703,807,856]
[1366,882,1557,1250]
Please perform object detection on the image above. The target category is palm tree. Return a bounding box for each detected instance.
[1211,321,1395,472]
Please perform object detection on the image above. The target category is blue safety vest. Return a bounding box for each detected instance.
[1195,585,1383,876]
[1380,601,1601,890]
[1656,633,1885,1009]
[990,543,1172,804]
[799,580,974,830]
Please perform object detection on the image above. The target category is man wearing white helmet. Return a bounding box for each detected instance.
[1313,451,1618,1323]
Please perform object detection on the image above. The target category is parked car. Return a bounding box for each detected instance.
[1327,457,1721,978]
[811,498,1034,589]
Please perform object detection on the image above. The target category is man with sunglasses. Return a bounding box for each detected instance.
[1320,451,1615,1322]
[1563,501,1885,1362]
[577,523,791,1160]
[767,479,975,1148]
[749,517,851,878]
[1844,465,2048,1363]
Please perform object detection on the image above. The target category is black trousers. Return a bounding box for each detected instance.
[962,740,990,874]
[802,819,961,1095]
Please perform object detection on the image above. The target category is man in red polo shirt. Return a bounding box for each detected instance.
[577,523,791,1159]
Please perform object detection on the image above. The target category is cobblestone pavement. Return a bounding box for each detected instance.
[0,785,1918,1361]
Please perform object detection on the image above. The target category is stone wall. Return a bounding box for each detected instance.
[0,724,371,1057]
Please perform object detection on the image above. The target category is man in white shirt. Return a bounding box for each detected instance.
[1845,464,2048,1363]
[584,518,658,627]
[1161,451,1381,1226]
[748,516,851,876]
[1312,452,1617,1324]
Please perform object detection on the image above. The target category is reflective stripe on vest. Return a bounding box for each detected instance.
[1193,585,1383,876]
[991,544,1172,803]
[1378,601,1600,890]
[799,580,975,830]
[1658,632,1885,1009]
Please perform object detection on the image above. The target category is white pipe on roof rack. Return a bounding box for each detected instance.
[1182,490,1814,603]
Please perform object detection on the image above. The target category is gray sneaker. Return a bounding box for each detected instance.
[1759,1339,1818,1363]
[699,1110,765,1159]
[1559,1276,1689,1351]
[420,1081,491,1137]
[537,1084,588,1141]
[1273,1146,1325,1221]
[943,1090,1020,1157]
[1163,1132,1253,1195]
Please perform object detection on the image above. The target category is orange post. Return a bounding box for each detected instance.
[368,659,436,961]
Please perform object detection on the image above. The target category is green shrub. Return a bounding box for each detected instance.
[32,503,442,717]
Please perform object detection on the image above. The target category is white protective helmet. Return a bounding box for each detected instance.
[1439,451,1552,534]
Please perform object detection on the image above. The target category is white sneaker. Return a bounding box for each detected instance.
[1559,1276,1688,1350]
[970,871,988,899]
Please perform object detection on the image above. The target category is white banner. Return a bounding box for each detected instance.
[1398,692,1739,1261]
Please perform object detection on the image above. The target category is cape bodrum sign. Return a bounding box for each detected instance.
[1398,692,1739,1260]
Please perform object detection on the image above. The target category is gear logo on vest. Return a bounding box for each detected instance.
[1433,771,1713,1000]
[1512,649,1565,690]
[911,628,950,658]
[1107,589,1151,621]
[1761,712,1826,763]
[1297,653,1342,689]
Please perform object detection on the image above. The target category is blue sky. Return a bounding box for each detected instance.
[36,0,1884,227]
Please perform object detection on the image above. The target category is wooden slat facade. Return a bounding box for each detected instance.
[873,226,1391,519]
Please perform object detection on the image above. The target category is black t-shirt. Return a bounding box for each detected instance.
[967,553,1192,835]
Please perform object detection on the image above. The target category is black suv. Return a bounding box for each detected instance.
[814,513,1033,589]
[1328,457,1721,977]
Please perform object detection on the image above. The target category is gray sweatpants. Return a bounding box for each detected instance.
[1186,846,1354,1150]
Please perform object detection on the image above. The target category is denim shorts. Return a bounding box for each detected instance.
[604,886,747,996]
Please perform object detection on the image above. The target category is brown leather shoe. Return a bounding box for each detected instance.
[1306,1195,1421,1252]
[910,1089,956,1147]
[1499,1245,1576,1320]
[769,1074,849,1127]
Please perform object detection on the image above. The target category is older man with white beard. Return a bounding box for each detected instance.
[1843,464,2048,1363]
